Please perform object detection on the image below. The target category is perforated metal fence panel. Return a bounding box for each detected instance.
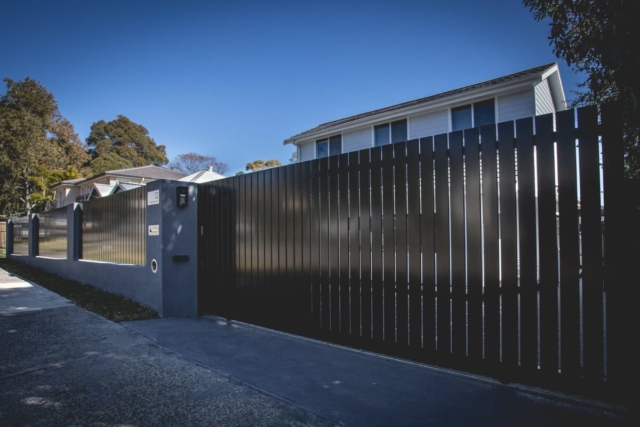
[38,207,67,259]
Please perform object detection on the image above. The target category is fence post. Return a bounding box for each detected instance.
[67,203,82,261]
[146,180,199,318]
[601,102,628,403]
[621,178,639,404]
[6,220,13,256]
[29,214,39,258]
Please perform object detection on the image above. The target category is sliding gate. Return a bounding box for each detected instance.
[198,104,631,400]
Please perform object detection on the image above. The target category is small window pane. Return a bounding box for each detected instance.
[316,139,328,158]
[329,135,342,156]
[474,99,495,128]
[374,124,390,146]
[391,119,407,144]
[452,105,472,131]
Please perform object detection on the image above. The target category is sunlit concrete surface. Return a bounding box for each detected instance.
[0,269,73,315]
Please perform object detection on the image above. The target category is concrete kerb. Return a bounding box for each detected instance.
[211,315,627,416]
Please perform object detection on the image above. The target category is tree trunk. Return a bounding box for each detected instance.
[23,169,31,216]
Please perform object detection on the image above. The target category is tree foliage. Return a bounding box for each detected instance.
[49,115,91,174]
[86,115,168,168]
[245,159,283,172]
[169,152,228,175]
[89,153,134,176]
[523,0,640,177]
[29,165,82,212]
[0,77,89,215]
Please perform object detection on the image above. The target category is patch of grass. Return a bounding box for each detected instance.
[0,257,158,322]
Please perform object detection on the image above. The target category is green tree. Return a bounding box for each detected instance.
[86,115,168,167]
[28,165,82,212]
[523,0,640,177]
[0,77,89,215]
[49,115,91,175]
[245,159,283,172]
[89,152,134,175]
[169,152,229,174]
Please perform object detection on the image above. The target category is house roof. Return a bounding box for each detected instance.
[51,165,186,190]
[91,183,116,197]
[115,183,143,192]
[179,168,226,183]
[60,178,84,185]
[101,165,186,180]
[284,62,558,144]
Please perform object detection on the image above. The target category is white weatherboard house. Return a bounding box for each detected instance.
[285,63,566,160]
[51,165,187,207]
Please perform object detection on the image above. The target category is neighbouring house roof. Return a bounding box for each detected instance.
[91,183,116,198]
[284,62,561,145]
[179,167,226,183]
[115,183,143,192]
[51,165,187,191]
[103,165,186,180]
[60,178,84,185]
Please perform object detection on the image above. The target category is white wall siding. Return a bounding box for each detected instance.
[299,141,315,161]
[498,89,535,123]
[343,128,372,153]
[409,110,449,139]
[535,79,555,116]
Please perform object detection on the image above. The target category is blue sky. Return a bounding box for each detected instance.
[1,0,583,175]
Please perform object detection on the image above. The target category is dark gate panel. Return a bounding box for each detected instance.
[198,104,627,399]
[481,124,500,368]
[536,114,559,377]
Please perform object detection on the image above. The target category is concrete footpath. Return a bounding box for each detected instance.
[0,267,333,427]
[1,267,627,426]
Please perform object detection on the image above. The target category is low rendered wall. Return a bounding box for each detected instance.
[7,180,198,318]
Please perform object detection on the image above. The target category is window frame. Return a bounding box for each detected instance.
[373,118,407,147]
[450,98,496,132]
[316,134,342,159]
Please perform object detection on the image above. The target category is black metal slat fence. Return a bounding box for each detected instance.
[198,104,629,398]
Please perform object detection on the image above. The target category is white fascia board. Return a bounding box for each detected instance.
[81,172,142,187]
[284,76,541,145]
[540,63,559,81]
[540,63,568,110]
[546,68,568,111]
[77,175,111,188]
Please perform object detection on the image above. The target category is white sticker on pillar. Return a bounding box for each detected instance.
[147,190,159,206]
[148,225,159,236]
